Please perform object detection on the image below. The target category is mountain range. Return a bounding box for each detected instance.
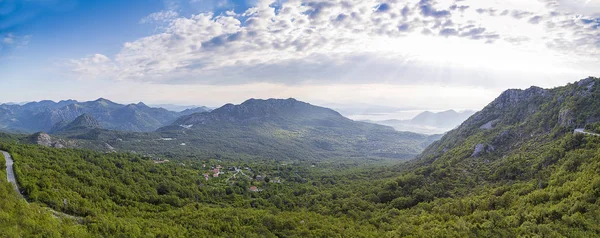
[0,99,210,133]
[36,98,442,161]
[364,109,475,134]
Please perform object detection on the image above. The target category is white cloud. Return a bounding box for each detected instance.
[3,34,15,44]
[69,54,118,79]
[555,0,600,16]
[140,10,179,24]
[69,0,600,90]
[1,33,31,53]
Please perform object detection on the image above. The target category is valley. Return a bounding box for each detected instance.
[1,77,600,236]
[3,0,599,236]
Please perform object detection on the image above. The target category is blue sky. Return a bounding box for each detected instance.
[0,0,599,111]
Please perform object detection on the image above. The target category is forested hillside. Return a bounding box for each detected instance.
[2,128,600,236]
[0,148,91,237]
[2,78,600,237]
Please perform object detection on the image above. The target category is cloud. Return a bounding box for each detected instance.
[439,28,458,36]
[140,10,179,24]
[3,34,15,44]
[552,0,600,16]
[1,33,31,53]
[67,0,600,89]
[528,15,543,24]
[69,54,118,79]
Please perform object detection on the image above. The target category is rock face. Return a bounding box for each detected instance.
[491,86,549,110]
[558,108,574,127]
[480,119,499,130]
[28,132,68,148]
[471,144,494,158]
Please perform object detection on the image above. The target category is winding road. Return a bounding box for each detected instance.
[2,150,22,197]
[2,150,82,221]
[574,128,600,137]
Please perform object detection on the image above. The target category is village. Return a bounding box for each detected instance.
[152,156,289,193]
[201,163,285,192]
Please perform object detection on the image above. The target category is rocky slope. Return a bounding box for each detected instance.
[417,77,600,165]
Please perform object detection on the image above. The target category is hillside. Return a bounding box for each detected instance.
[0,153,90,237]
[152,98,440,161]
[0,99,210,133]
[357,77,600,235]
[418,77,599,164]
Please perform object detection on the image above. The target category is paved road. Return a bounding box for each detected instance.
[2,150,82,221]
[2,150,22,197]
[574,128,600,137]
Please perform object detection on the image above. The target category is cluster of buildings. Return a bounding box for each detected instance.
[152,159,169,164]
[199,164,282,192]
[202,164,224,181]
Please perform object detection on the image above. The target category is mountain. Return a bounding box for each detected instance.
[50,113,101,134]
[415,78,598,164]
[179,106,212,115]
[153,98,440,161]
[410,109,475,128]
[0,99,210,133]
[365,109,475,134]
[349,77,600,235]
[150,104,212,112]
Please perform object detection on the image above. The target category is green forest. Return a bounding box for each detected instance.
[2,130,600,237]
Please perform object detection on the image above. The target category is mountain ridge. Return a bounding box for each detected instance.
[150,98,442,161]
[0,99,210,133]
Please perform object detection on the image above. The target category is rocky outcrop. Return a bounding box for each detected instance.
[471,144,495,158]
[480,119,499,130]
[491,86,549,110]
[558,108,575,127]
[28,132,69,148]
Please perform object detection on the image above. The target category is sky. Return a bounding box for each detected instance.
[0,0,599,112]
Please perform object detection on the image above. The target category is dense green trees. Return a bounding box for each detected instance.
[2,130,600,237]
[0,152,92,237]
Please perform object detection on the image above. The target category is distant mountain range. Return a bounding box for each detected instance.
[149,98,441,160]
[364,110,475,134]
[149,104,212,112]
[30,98,441,161]
[0,99,210,133]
